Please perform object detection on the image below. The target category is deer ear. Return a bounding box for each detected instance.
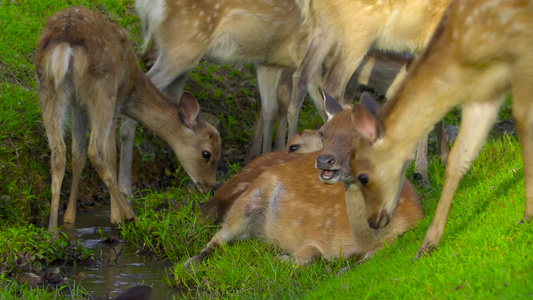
[323,89,343,121]
[352,95,381,144]
[178,92,200,129]
[359,92,380,115]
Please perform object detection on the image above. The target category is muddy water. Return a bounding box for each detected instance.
[60,206,178,299]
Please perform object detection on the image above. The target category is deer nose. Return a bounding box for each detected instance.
[316,154,336,169]
[367,210,391,229]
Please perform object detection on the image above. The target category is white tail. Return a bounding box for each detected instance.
[349,0,533,258]
[36,7,221,231]
[187,93,423,266]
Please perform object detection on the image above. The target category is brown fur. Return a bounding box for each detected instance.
[350,0,533,257]
[35,7,221,231]
[187,94,423,266]
[200,129,322,223]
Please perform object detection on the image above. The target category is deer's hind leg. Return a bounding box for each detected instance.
[511,67,533,223]
[39,86,70,232]
[185,186,267,267]
[63,104,89,224]
[82,84,136,225]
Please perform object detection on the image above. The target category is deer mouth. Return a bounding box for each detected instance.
[319,169,341,184]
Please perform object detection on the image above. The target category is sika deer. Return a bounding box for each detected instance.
[187,92,423,266]
[200,129,322,223]
[349,0,533,258]
[133,0,327,160]
[133,1,433,165]
[36,7,221,231]
[286,0,452,184]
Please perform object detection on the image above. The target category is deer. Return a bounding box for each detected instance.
[133,0,443,169]
[200,129,322,223]
[186,92,423,266]
[286,0,453,184]
[35,6,221,232]
[348,0,533,259]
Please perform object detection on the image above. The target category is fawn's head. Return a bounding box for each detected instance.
[315,91,361,186]
[286,129,322,154]
[173,92,221,192]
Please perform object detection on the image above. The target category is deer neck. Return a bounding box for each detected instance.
[379,51,462,158]
[122,76,187,144]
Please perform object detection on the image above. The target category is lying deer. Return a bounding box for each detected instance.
[35,7,221,231]
[200,129,322,223]
[186,92,423,266]
[349,0,533,258]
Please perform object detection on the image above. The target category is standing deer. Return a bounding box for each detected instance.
[133,0,437,167]
[286,0,452,184]
[35,7,221,231]
[349,0,533,258]
[186,92,423,266]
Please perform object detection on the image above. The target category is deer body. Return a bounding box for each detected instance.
[187,94,423,266]
[201,129,322,223]
[349,0,533,257]
[36,7,220,231]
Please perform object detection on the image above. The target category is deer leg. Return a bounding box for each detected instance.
[275,70,291,150]
[163,73,189,102]
[413,135,430,187]
[118,115,137,202]
[307,72,327,122]
[416,99,503,258]
[86,96,136,225]
[436,120,450,165]
[511,80,533,223]
[40,88,68,232]
[243,109,263,165]
[146,48,201,92]
[64,104,88,223]
[184,187,265,267]
[288,24,336,138]
[256,65,282,154]
[288,245,321,266]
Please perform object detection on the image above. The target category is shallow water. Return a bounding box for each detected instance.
[60,206,178,299]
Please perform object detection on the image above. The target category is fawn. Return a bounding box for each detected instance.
[349,0,533,258]
[186,92,423,266]
[200,129,322,223]
[35,7,221,231]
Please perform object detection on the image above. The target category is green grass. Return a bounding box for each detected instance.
[122,135,532,299]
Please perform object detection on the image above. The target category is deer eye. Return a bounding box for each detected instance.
[288,144,300,153]
[202,150,211,162]
[358,174,369,187]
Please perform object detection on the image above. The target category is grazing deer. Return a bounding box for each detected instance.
[349,0,533,258]
[200,129,322,223]
[133,0,327,159]
[35,7,221,231]
[186,92,423,266]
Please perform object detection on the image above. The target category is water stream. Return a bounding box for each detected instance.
[60,206,178,299]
